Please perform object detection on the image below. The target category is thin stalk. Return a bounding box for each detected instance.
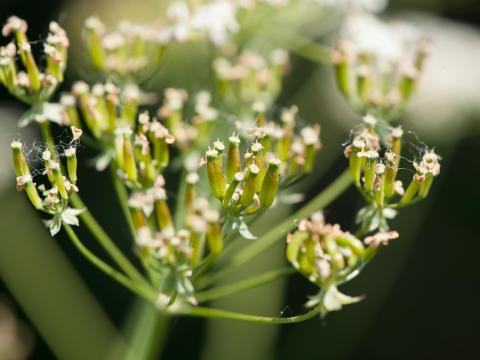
[174,168,187,229]
[69,193,148,287]
[175,304,321,324]
[196,267,294,303]
[198,169,352,287]
[110,165,137,240]
[63,225,155,302]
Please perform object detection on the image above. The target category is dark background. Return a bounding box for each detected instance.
[1,0,479,359]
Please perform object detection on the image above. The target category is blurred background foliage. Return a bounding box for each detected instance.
[0,0,479,359]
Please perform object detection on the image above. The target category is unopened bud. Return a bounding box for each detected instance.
[206,148,226,199]
[65,147,77,184]
[259,157,281,208]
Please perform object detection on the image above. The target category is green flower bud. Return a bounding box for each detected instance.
[400,173,424,205]
[185,172,199,212]
[83,17,106,69]
[226,134,241,182]
[251,142,266,192]
[122,85,139,128]
[347,139,365,185]
[260,157,281,208]
[223,172,244,208]
[418,173,433,199]
[206,148,226,199]
[384,152,398,198]
[51,161,68,200]
[154,188,173,230]
[240,164,259,208]
[374,163,385,208]
[60,94,81,128]
[286,231,308,268]
[205,210,223,255]
[105,93,118,133]
[364,157,377,193]
[16,175,43,210]
[18,42,41,92]
[64,147,77,185]
[324,235,345,270]
[331,44,351,98]
[11,141,30,177]
[122,131,138,182]
[399,64,417,102]
[356,66,371,103]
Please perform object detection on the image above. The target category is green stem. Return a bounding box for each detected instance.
[174,168,187,229]
[63,225,155,302]
[110,165,137,240]
[199,169,352,286]
[175,304,321,324]
[69,193,148,287]
[196,267,294,303]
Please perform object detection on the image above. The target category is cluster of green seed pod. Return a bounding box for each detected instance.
[10,127,82,235]
[203,111,321,215]
[83,17,167,81]
[286,212,399,314]
[0,16,69,104]
[157,88,219,151]
[344,115,440,211]
[127,175,222,304]
[116,111,175,186]
[62,81,141,138]
[331,38,429,119]
[213,49,290,108]
[11,131,79,212]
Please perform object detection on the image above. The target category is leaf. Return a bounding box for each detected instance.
[61,207,85,226]
[321,286,364,316]
[45,215,62,236]
[17,103,64,127]
[233,219,257,240]
[17,106,40,128]
[42,103,64,125]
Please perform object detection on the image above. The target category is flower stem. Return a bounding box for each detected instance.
[69,193,149,287]
[63,224,155,301]
[196,267,294,303]
[199,169,352,287]
[175,304,321,324]
[110,165,137,240]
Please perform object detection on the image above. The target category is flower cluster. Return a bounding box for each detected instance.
[127,176,222,304]
[0,16,68,104]
[344,114,440,231]
[83,17,166,82]
[332,12,429,119]
[286,211,397,315]
[213,49,290,108]
[157,88,219,151]
[203,108,321,215]
[62,81,141,136]
[11,127,83,235]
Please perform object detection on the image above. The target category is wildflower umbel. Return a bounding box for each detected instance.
[1,17,68,104]
[344,114,441,232]
[286,212,397,316]
[5,0,441,329]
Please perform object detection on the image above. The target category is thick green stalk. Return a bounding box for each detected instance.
[69,193,148,287]
[196,267,294,303]
[64,225,155,301]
